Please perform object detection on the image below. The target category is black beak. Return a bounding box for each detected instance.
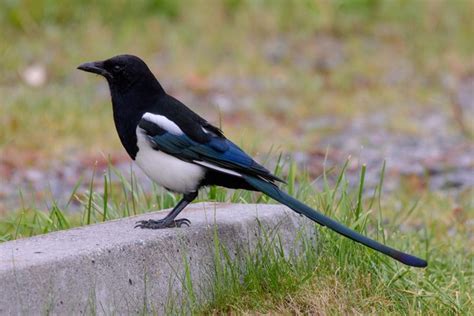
[77,61,111,78]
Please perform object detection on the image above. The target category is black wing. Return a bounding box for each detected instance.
[138,114,284,183]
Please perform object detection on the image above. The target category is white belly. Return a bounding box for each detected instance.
[135,129,205,193]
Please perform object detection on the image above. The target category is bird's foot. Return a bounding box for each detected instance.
[134,218,191,229]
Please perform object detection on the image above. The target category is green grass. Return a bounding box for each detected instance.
[1,160,472,314]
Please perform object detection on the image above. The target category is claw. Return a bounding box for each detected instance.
[175,218,191,227]
[135,219,150,225]
[134,218,191,229]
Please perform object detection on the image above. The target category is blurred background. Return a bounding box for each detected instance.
[0,0,473,213]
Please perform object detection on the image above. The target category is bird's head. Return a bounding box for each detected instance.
[78,54,162,94]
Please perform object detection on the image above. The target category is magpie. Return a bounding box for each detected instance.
[78,54,427,268]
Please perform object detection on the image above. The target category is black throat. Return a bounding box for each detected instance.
[109,76,165,160]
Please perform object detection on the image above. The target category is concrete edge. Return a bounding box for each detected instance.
[0,202,317,314]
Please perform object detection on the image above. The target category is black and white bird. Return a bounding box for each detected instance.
[78,54,427,268]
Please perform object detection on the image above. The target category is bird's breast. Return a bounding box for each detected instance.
[134,128,205,193]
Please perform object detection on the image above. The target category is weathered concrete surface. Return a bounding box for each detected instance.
[0,203,316,314]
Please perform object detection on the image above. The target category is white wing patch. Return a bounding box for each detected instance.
[142,112,183,135]
[193,160,242,177]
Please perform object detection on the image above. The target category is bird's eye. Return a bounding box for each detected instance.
[113,65,122,72]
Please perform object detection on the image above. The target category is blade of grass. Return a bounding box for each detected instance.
[85,165,96,225]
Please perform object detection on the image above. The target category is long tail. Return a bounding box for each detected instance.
[244,176,427,268]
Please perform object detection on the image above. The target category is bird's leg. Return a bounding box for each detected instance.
[135,191,198,229]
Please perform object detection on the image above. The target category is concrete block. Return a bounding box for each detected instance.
[0,203,316,314]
